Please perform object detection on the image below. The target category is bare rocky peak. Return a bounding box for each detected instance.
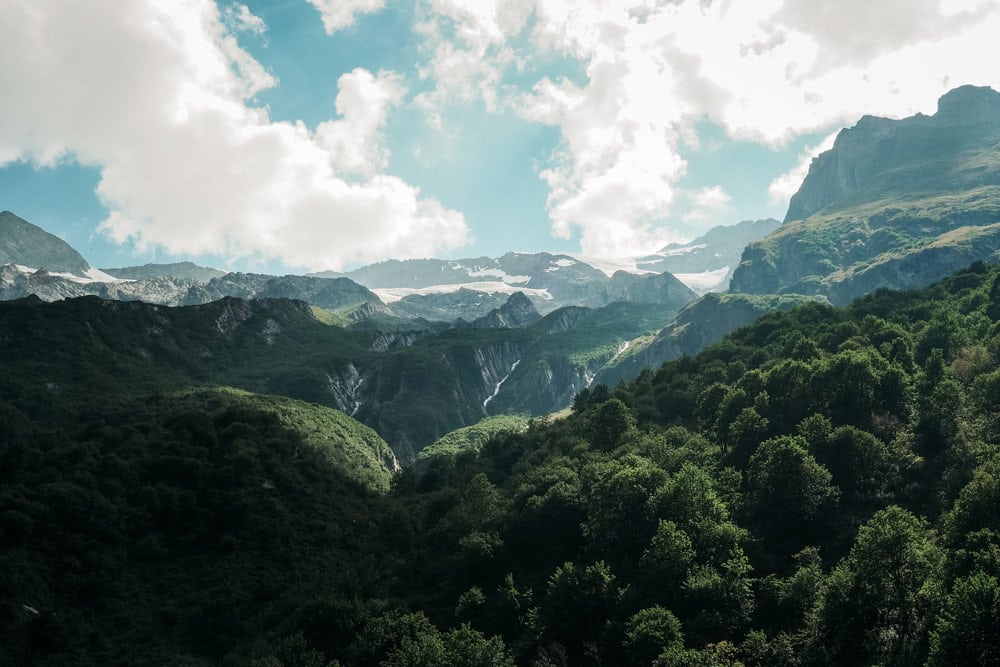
[786,85,1000,222]
[0,211,92,275]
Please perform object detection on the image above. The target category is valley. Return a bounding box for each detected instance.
[3,85,1000,666]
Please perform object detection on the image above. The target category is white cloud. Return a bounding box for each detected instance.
[306,0,385,35]
[409,0,1000,257]
[411,0,532,125]
[768,130,839,207]
[223,3,266,35]
[315,69,407,176]
[0,0,468,271]
[682,185,735,228]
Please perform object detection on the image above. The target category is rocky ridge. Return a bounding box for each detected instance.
[730,85,1000,305]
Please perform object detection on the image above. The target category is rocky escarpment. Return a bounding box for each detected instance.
[474,340,524,407]
[101,261,226,282]
[491,351,613,416]
[595,293,825,387]
[823,222,1000,304]
[0,211,92,275]
[471,292,542,329]
[785,85,1000,222]
[730,85,1000,305]
[605,270,697,306]
[326,363,367,417]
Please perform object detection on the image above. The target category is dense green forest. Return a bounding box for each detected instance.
[5,261,1000,665]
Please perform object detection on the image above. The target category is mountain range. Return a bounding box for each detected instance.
[5,84,1000,665]
[0,211,773,317]
[3,85,1000,460]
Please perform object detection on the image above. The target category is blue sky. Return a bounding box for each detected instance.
[2,0,999,273]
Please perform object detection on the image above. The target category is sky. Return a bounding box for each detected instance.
[2,0,1000,274]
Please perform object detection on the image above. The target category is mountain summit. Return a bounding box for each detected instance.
[731,85,1000,304]
[785,85,1000,223]
[0,210,93,275]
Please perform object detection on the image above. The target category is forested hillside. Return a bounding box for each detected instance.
[0,295,682,461]
[4,261,1000,664]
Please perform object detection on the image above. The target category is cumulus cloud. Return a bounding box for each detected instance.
[0,0,468,271]
[408,0,1000,256]
[307,0,385,35]
[682,185,735,228]
[411,0,533,127]
[315,69,407,176]
[768,130,840,207]
[223,3,266,35]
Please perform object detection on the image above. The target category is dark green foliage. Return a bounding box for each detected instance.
[743,436,839,559]
[623,606,683,665]
[0,388,398,665]
[6,261,1000,664]
[540,560,622,659]
[811,506,944,665]
[926,572,1000,666]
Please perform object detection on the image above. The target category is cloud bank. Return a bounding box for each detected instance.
[0,0,468,271]
[3,0,999,266]
[412,0,1000,255]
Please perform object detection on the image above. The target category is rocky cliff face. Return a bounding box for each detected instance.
[605,270,697,306]
[101,261,226,282]
[474,340,524,404]
[0,211,92,275]
[493,352,609,416]
[730,85,1000,305]
[471,292,542,329]
[595,293,826,387]
[785,85,1000,223]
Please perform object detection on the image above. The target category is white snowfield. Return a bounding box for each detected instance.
[464,267,530,284]
[657,243,707,257]
[564,254,728,293]
[373,282,553,303]
[674,266,730,293]
[14,264,126,284]
[563,254,657,277]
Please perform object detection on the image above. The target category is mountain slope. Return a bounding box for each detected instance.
[338,252,697,315]
[595,292,824,386]
[0,210,92,275]
[6,260,1000,664]
[0,292,687,461]
[637,218,781,292]
[0,383,399,664]
[730,85,1000,305]
[102,261,227,282]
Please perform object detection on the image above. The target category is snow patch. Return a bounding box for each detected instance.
[467,267,530,284]
[657,243,707,257]
[545,258,577,272]
[563,254,656,277]
[14,264,126,284]
[373,282,552,303]
[85,267,126,283]
[674,267,730,293]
